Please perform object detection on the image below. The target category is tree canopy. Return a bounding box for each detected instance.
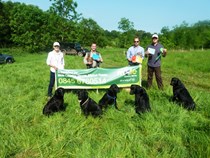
[0,0,210,52]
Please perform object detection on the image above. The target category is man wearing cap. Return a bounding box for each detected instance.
[127,37,145,66]
[145,34,167,90]
[46,42,65,98]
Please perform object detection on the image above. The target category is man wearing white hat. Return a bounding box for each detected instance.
[46,42,65,98]
[145,34,167,90]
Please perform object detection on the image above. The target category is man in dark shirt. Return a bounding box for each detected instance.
[145,34,167,90]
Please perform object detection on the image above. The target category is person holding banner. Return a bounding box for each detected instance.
[83,43,103,68]
[46,42,65,98]
[145,34,167,90]
[83,51,93,68]
[126,37,145,66]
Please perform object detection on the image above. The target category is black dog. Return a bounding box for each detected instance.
[130,85,151,114]
[77,89,102,117]
[98,84,120,110]
[43,88,65,116]
[170,77,196,110]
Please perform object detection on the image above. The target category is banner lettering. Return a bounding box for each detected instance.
[55,65,141,89]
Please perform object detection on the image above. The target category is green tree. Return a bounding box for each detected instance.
[160,27,175,49]
[77,18,107,47]
[49,0,81,21]
[10,3,53,52]
[193,20,210,49]
[118,18,135,48]
[104,30,121,47]
[118,17,134,32]
[0,1,15,47]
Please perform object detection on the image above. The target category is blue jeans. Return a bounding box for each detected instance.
[47,71,55,97]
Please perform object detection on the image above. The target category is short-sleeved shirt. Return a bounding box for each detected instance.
[146,43,164,67]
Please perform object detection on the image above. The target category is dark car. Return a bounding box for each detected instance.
[60,42,89,57]
[0,53,15,64]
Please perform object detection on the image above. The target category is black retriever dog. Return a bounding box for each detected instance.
[77,89,102,117]
[43,87,65,116]
[130,84,151,114]
[98,84,120,110]
[170,77,196,110]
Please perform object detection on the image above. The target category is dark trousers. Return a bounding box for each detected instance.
[147,66,163,90]
[48,71,55,97]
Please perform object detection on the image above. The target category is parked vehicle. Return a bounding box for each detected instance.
[60,42,89,57]
[0,53,15,64]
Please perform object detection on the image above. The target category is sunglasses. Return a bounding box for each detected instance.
[134,41,139,43]
[54,45,60,47]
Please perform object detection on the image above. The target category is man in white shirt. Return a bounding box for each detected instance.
[46,42,65,98]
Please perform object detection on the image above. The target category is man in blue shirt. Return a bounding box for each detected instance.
[127,37,145,66]
[145,34,167,90]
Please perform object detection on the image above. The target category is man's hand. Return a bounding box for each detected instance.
[51,65,58,70]
[162,49,167,57]
[145,50,151,57]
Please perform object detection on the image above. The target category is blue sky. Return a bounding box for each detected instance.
[7,0,210,33]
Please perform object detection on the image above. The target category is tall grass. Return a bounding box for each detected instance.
[0,48,210,158]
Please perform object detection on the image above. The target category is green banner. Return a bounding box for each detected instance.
[56,65,141,89]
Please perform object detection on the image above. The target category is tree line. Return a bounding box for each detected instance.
[0,0,210,52]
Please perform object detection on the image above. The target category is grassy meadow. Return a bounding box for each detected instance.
[0,48,210,158]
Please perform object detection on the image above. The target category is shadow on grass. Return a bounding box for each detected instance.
[124,99,135,106]
[141,80,148,88]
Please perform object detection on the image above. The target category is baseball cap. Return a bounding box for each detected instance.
[53,42,60,47]
[152,34,158,39]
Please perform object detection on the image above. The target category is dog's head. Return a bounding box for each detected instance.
[130,84,144,95]
[77,89,88,102]
[55,87,65,98]
[109,84,120,93]
[170,77,183,87]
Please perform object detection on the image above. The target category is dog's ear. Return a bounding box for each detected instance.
[136,86,144,93]
[110,84,117,89]
[171,77,178,86]
[140,87,146,93]
[111,84,119,92]
[177,79,183,86]
[85,90,88,95]
[131,85,141,93]
[130,85,134,94]
[59,88,65,94]
[55,88,64,97]
[55,88,59,96]
[82,89,88,96]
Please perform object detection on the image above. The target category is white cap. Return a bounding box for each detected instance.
[152,34,158,39]
[53,42,60,47]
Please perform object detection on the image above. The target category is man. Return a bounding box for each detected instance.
[126,37,145,66]
[145,34,167,90]
[46,42,65,98]
[83,43,103,68]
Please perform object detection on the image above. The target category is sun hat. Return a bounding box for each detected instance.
[53,42,60,47]
[152,34,158,39]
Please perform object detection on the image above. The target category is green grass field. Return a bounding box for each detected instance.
[0,48,210,158]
